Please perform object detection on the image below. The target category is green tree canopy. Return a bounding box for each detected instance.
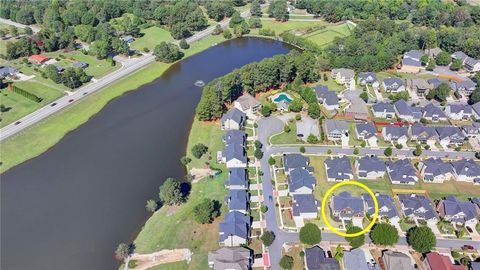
[426,83,450,102]
[370,223,399,246]
[193,198,219,224]
[159,178,184,205]
[435,51,452,66]
[345,226,365,248]
[191,143,208,159]
[407,226,436,253]
[279,255,294,270]
[261,231,275,246]
[154,42,184,63]
[299,223,321,245]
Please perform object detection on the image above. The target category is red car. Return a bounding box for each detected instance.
[462,245,475,251]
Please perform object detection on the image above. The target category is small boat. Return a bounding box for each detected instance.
[194,80,205,87]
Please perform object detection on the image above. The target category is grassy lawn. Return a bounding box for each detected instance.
[0,34,226,173]
[400,219,416,232]
[283,244,305,270]
[303,23,352,47]
[185,119,225,170]
[0,89,43,127]
[146,261,189,270]
[316,73,343,92]
[270,122,299,145]
[131,26,175,51]
[251,19,326,36]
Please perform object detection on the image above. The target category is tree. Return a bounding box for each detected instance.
[300,146,305,153]
[254,148,264,159]
[435,51,452,66]
[250,0,262,17]
[389,91,410,102]
[154,42,183,63]
[229,11,244,28]
[261,231,275,246]
[111,38,129,56]
[353,148,360,155]
[370,223,399,246]
[159,178,184,205]
[145,199,157,212]
[223,29,232,39]
[268,156,276,165]
[268,0,289,21]
[24,27,33,35]
[470,88,480,104]
[426,58,436,71]
[9,25,18,37]
[44,64,62,84]
[413,145,423,156]
[279,255,294,270]
[360,91,369,103]
[191,143,208,159]
[407,226,436,253]
[248,17,262,29]
[180,156,191,166]
[384,147,393,157]
[61,67,82,89]
[345,226,365,248]
[427,83,450,102]
[193,198,219,224]
[212,24,223,35]
[288,98,303,112]
[420,55,429,66]
[179,39,189,49]
[284,124,291,133]
[115,243,130,260]
[450,59,463,71]
[307,134,318,144]
[261,105,273,117]
[395,143,403,149]
[299,223,321,245]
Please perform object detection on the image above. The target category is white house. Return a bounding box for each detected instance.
[233,93,261,118]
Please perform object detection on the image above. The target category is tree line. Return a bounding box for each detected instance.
[195,50,319,121]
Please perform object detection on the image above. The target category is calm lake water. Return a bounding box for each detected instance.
[1,37,292,270]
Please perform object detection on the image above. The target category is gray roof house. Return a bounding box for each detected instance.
[406,78,433,96]
[464,57,480,72]
[225,168,248,190]
[418,158,454,183]
[451,159,480,184]
[287,168,316,194]
[445,104,472,120]
[218,211,251,246]
[296,116,320,142]
[324,156,354,182]
[222,143,247,168]
[386,159,419,185]
[315,85,340,110]
[474,101,480,120]
[221,108,246,130]
[435,126,466,146]
[355,122,377,140]
[292,194,320,219]
[410,123,438,144]
[398,194,438,223]
[452,51,469,63]
[72,61,89,69]
[463,122,480,138]
[422,103,447,122]
[427,78,448,89]
[208,247,252,270]
[404,50,423,61]
[225,189,249,213]
[355,156,386,180]
[305,245,340,270]
[382,77,405,93]
[372,102,396,119]
[363,193,399,222]
[324,119,349,141]
[233,93,261,116]
[345,97,369,121]
[382,250,414,270]
[331,192,365,221]
[358,72,378,85]
[382,125,409,143]
[343,248,379,270]
[223,130,246,146]
[331,68,355,84]
[394,100,422,122]
[0,66,18,78]
[451,78,477,95]
[437,196,478,225]
[283,154,310,174]
[121,35,134,43]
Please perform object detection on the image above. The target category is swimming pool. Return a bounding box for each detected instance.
[273,93,293,103]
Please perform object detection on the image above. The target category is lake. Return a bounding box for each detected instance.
[1,37,292,270]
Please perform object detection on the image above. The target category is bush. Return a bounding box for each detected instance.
[223,29,232,39]
[395,144,403,149]
[261,231,275,246]
[261,105,273,117]
[451,250,461,258]
[284,124,291,133]
[191,143,208,159]
[300,146,305,153]
[254,148,264,159]
[299,223,321,245]
[353,148,360,155]
[258,28,275,36]
[307,134,318,144]
[254,140,262,149]
[179,39,190,49]
[143,47,150,53]
[180,156,192,166]
[145,199,157,212]
[268,156,276,165]
[384,147,392,156]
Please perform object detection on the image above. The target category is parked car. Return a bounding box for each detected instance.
[68,99,74,103]
[50,102,57,107]
[14,121,21,125]
[462,245,475,251]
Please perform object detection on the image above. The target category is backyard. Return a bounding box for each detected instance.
[130,26,175,51]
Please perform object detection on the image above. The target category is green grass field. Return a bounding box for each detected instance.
[252,18,326,36]
[185,119,226,170]
[303,23,352,47]
[131,26,175,51]
[146,261,189,270]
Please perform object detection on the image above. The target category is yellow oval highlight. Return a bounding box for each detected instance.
[321,181,378,237]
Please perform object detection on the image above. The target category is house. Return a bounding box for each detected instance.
[419,158,454,183]
[55,65,64,73]
[315,85,340,111]
[358,72,378,87]
[296,116,320,142]
[330,192,365,223]
[386,159,419,185]
[428,78,448,89]
[363,193,399,223]
[28,54,49,65]
[425,47,442,58]
[451,159,480,184]
[355,123,378,146]
[394,100,422,122]
[355,156,386,180]
[406,78,433,96]
[292,194,320,227]
[283,154,310,174]
[398,194,438,224]
[472,197,480,212]
[324,156,354,182]
[208,247,252,270]
[435,126,466,147]
[324,119,349,141]
[452,51,469,63]
[223,130,246,146]
[445,104,472,120]
[287,168,316,195]
[382,250,414,270]
[72,61,89,69]
[345,97,369,121]
[305,246,340,270]
[372,102,396,119]
[218,211,251,246]
[121,35,134,43]
[221,108,246,130]
[0,66,18,79]
[233,93,261,118]
[472,262,480,270]
[222,143,247,168]
[473,102,480,120]
[382,77,405,93]
[382,126,409,145]
[410,123,438,145]
[451,78,477,96]
[225,189,249,213]
[225,168,248,190]
[423,252,467,270]
[436,196,478,226]
[343,248,379,270]
[401,50,423,73]
[463,122,480,138]
[331,68,355,90]
[422,103,447,122]
[464,57,480,72]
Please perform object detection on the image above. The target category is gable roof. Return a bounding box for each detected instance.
[372,102,395,114]
[221,108,246,125]
[446,104,472,114]
[383,77,404,89]
[452,51,468,61]
[358,72,377,83]
[28,54,49,62]
[410,123,438,140]
[284,154,309,172]
[315,85,339,106]
[0,66,18,77]
[387,159,417,183]
[356,123,377,139]
[332,68,354,79]
[383,250,414,270]
[218,211,251,241]
[451,159,480,178]
[325,119,349,135]
[226,189,249,212]
[421,158,453,180]
[394,100,422,119]
[343,248,378,270]
[425,252,467,270]
[222,143,246,163]
[332,192,364,217]
[404,50,423,60]
[363,193,399,219]
[451,78,477,92]
[223,130,246,146]
[288,168,316,192]
[226,168,247,187]
[422,103,446,119]
[305,245,340,270]
[325,156,353,181]
[208,247,251,270]
[235,93,260,110]
[292,194,319,216]
[346,97,369,116]
[357,156,385,176]
[398,194,437,220]
[383,126,409,139]
[441,196,478,223]
[435,126,466,142]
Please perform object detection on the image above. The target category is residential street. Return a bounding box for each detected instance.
[256,116,480,270]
